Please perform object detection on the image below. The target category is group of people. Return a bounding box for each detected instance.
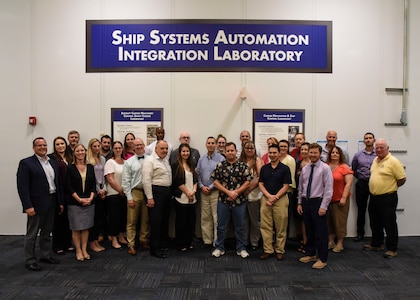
[16,128,406,272]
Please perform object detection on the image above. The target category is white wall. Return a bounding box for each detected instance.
[1,0,419,235]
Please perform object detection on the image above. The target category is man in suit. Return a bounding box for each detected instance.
[17,137,64,271]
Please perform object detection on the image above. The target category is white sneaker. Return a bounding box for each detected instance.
[237,249,250,259]
[212,249,225,258]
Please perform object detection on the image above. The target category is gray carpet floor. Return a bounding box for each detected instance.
[1,235,419,299]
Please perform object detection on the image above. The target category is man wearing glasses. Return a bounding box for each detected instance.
[170,132,201,167]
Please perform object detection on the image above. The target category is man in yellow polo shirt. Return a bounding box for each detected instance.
[363,139,406,258]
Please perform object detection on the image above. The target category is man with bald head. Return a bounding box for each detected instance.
[143,140,173,258]
[364,138,406,259]
[170,132,200,166]
[236,130,262,158]
[236,130,251,158]
[320,130,349,164]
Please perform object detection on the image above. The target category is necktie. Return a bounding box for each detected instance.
[295,150,300,162]
[138,156,144,160]
[306,164,315,199]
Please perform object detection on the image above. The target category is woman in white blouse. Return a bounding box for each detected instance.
[172,143,198,252]
[104,141,128,249]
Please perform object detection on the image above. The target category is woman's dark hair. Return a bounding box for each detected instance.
[279,139,290,154]
[123,132,135,149]
[111,141,124,160]
[50,136,72,162]
[175,143,197,180]
[327,146,346,164]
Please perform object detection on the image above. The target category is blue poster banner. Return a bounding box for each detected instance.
[254,110,304,123]
[112,109,161,122]
[86,20,332,73]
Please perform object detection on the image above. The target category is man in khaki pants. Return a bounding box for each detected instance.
[122,138,149,255]
[259,144,291,261]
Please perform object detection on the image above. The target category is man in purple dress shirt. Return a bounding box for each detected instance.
[351,132,376,242]
[297,143,333,269]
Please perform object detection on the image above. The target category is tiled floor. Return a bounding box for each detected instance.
[1,235,419,299]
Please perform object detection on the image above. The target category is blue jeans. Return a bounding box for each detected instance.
[215,201,247,251]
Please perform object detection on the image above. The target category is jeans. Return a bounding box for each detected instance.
[215,201,247,251]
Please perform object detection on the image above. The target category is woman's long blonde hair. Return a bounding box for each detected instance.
[86,138,100,165]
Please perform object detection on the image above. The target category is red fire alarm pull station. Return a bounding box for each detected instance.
[29,116,37,125]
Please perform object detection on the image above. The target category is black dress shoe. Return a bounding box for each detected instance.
[150,251,167,259]
[25,263,41,271]
[353,235,364,242]
[40,257,60,264]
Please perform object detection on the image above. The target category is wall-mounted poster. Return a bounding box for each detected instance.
[111,108,163,145]
[253,109,305,156]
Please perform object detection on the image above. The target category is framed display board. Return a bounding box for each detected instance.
[111,108,163,145]
[253,109,305,154]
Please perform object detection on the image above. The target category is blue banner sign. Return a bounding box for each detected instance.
[254,110,304,123]
[112,109,161,122]
[86,20,332,73]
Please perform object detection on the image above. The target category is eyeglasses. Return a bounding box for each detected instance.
[218,142,225,144]
[181,136,190,139]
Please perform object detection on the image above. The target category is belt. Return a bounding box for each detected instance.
[152,185,171,189]
[371,191,397,197]
[302,197,322,201]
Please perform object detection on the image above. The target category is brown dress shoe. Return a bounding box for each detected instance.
[363,244,385,251]
[276,253,285,260]
[259,252,273,260]
[127,247,137,255]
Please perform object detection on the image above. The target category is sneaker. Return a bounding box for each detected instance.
[237,249,250,259]
[383,251,397,259]
[299,255,317,263]
[363,244,385,251]
[312,259,327,269]
[212,249,225,258]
